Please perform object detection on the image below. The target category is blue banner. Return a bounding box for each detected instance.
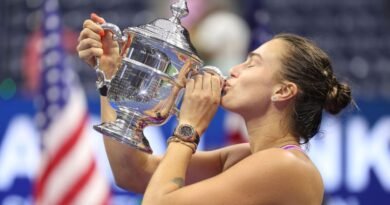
[1,95,390,204]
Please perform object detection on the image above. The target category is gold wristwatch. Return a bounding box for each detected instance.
[173,124,200,145]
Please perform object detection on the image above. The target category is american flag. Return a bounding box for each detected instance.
[33,0,111,204]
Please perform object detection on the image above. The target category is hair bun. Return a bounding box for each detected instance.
[324,81,352,114]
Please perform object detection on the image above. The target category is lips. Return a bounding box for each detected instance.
[223,84,230,91]
[224,79,232,89]
[222,81,232,96]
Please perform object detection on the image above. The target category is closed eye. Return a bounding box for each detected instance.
[247,52,263,65]
[244,52,262,68]
[244,58,255,68]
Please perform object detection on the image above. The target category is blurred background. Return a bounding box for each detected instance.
[1,0,389,204]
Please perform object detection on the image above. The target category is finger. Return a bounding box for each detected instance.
[184,78,195,96]
[78,48,103,60]
[194,74,203,90]
[90,13,106,37]
[202,72,212,92]
[82,19,104,35]
[101,31,114,45]
[78,27,102,43]
[211,75,222,99]
[180,60,192,76]
[91,13,106,24]
[77,38,103,52]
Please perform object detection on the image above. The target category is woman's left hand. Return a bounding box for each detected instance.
[178,72,223,136]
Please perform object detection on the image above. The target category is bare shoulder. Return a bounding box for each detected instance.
[220,143,252,171]
[161,147,323,205]
[237,148,324,204]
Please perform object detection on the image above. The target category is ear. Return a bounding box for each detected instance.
[271,82,298,102]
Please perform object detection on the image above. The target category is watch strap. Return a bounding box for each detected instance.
[167,136,197,153]
[98,85,108,96]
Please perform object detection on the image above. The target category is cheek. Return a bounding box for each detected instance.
[221,91,271,115]
[221,79,272,113]
[241,75,272,99]
[242,87,271,110]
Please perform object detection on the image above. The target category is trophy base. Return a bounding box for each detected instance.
[94,121,153,154]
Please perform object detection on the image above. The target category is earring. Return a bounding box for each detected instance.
[271,96,277,102]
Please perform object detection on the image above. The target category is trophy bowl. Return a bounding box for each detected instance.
[93,0,225,153]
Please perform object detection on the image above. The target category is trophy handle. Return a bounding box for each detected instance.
[200,65,227,80]
[94,23,127,89]
[169,66,225,121]
[171,106,180,118]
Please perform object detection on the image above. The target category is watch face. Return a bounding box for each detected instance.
[174,124,199,144]
[180,125,194,138]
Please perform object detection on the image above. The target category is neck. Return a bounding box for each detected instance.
[244,111,299,153]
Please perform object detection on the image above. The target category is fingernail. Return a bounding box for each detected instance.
[99,30,105,37]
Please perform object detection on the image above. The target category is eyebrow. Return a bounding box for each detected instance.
[248,52,263,61]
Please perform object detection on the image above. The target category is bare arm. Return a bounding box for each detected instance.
[101,96,251,193]
[102,95,251,192]
[143,148,323,205]
[78,14,251,193]
[100,96,157,192]
[140,67,323,205]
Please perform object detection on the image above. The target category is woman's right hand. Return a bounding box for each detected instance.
[77,13,120,79]
[178,72,223,136]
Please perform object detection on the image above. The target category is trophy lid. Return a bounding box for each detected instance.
[127,0,201,62]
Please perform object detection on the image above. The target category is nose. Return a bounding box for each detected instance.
[229,63,243,78]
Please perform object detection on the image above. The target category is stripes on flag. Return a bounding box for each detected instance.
[224,112,248,145]
[33,0,111,204]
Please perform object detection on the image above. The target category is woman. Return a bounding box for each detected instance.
[77,13,352,205]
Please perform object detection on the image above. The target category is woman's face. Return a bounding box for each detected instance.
[221,39,287,117]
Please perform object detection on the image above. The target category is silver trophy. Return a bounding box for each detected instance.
[93,0,225,153]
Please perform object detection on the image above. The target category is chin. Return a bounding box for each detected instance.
[220,98,229,110]
[221,91,244,113]
[221,96,237,113]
